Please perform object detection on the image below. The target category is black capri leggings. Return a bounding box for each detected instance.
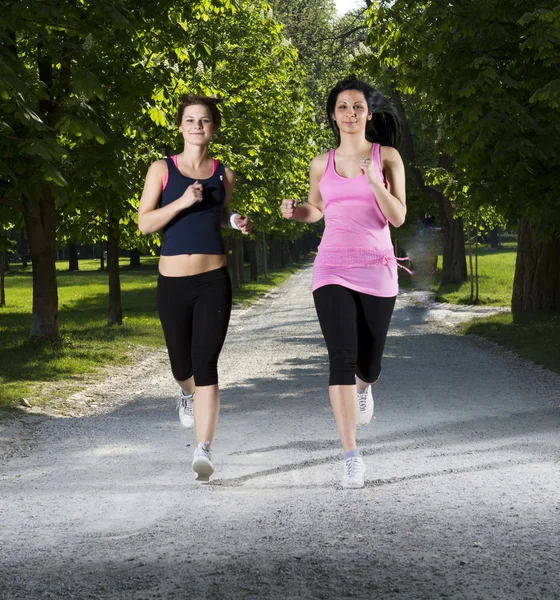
[313,285,396,386]
[157,267,232,387]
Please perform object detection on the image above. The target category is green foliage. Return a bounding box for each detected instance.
[365,0,560,239]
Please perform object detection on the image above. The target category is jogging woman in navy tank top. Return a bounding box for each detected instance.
[281,75,407,489]
[138,95,252,483]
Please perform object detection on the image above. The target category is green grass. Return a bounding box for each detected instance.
[434,243,517,306]
[432,242,559,374]
[0,258,303,409]
[460,312,560,374]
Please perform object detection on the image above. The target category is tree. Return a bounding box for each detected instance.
[365,0,560,311]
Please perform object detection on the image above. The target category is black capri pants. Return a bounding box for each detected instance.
[157,267,232,387]
[313,284,396,386]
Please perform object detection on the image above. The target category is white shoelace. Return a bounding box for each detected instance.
[344,457,364,478]
[176,393,194,414]
[195,441,211,458]
[357,388,369,411]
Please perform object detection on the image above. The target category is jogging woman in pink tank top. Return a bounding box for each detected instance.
[281,75,407,489]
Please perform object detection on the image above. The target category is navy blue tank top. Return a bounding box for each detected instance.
[160,156,226,256]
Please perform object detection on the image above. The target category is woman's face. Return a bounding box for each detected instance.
[178,104,216,146]
[332,90,371,134]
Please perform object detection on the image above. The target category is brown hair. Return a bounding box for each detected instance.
[176,94,223,128]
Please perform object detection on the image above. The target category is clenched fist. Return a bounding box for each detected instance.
[180,181,204,209]
[233,215,253,235]
[281,199,298,220]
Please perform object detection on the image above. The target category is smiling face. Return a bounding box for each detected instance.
[178,103,216,146]
[332,90,372,134]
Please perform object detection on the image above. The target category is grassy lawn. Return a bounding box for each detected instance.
[460,312,560,374]
[433,242,560,374]
[434,243,517,306]
[0,258,302,409]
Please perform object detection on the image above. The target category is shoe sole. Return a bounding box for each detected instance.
[192,457,214,483]
[341,480,365,489]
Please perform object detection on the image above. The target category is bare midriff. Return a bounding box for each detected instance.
[158,253,226,277]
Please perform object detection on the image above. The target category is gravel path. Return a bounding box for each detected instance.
[1,264,559,600]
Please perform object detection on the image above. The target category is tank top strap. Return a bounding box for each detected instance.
[372,143,380,166]
[162,156,176,191]
[372,143,385,183]
[326,149,335,173]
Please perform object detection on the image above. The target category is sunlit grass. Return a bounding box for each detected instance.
[434,243,516,306]
[432,242,559,373]
[0,257,304,408]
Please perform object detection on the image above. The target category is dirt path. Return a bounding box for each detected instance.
[1,264,559,600]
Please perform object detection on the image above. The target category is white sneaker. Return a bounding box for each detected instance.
[341,456,365,489]
[192,441,214,482]
[177,389,194,428]
[356,384,374,426]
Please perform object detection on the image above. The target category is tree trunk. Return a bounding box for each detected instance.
[0,228,5,307]
[490,227,501,249]
[280,239,286,268]
[229,236,244,289]
[475,232,479,303]
[439,194,467,284]
[107,220,123,326]
[100,242,105,270]
[512,218,560,313]
[129,248,141,268]
[68,242,79,271]
[19,227,28,268]
[467,226,474,302]
[249,240,258,281]
[23,190,59,341]
[269,235,283,269]
[259,232,268,276]
[235,236,245,284]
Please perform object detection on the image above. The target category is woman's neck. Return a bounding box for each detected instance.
[178,145,211,170]
[337,136,372,156]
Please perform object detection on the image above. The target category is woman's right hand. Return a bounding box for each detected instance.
[281,199,298,220]
[180,181,204,209]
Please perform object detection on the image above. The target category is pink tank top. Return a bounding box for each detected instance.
[312,144,405,297]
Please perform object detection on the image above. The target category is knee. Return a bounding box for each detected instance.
[170,361,193,383]
[328,348,356,386]
[356,364,380,385]
[193,361,219,387]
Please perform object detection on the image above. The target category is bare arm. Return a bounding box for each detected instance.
[220,167,252,234]
[281,154,326,223]
[362,146,407,228]
[220,166,237,227]
[137,160,203,235]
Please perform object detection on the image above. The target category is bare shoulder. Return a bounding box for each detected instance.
[310,152,329,178]
[224,165,236,179]
[380,146,403,166]
[148,158,168,175]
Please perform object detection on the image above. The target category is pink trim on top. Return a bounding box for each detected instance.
[161,155,178,191]
[162,156,217,190]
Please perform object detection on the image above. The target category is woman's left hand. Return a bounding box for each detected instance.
[234,215,253,235]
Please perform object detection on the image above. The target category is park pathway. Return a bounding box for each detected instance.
[1,263,559,599]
